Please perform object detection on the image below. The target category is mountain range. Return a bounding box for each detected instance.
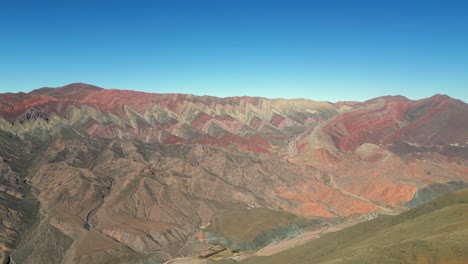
[0,83,467,263]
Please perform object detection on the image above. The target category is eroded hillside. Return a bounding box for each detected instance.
[0,83,466,263]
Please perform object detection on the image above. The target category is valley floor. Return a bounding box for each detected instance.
[165,216,369,263]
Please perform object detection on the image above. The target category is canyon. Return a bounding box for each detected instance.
[0,83,467,263]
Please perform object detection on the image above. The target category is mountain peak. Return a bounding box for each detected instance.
[29,83,103,99]
[429,93,455,102]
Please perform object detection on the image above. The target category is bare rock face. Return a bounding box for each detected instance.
[0,83,467,263]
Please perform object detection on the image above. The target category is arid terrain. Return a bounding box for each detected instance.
[222,188,468,264]
[0,83,467,264]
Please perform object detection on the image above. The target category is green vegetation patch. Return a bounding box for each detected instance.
[205,208,311,243]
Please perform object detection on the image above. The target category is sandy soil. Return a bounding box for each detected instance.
[165,257,207,264]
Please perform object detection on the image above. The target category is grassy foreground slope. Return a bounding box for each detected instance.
[238,188,468,264]
[201,208,324,251]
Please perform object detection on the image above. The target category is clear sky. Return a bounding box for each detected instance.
[1,0,467,102]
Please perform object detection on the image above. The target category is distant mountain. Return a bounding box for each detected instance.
[0,83,466,263]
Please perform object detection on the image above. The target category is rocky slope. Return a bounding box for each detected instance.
[0,83,466,263]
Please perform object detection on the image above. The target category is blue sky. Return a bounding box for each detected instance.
[1,0,467,102]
